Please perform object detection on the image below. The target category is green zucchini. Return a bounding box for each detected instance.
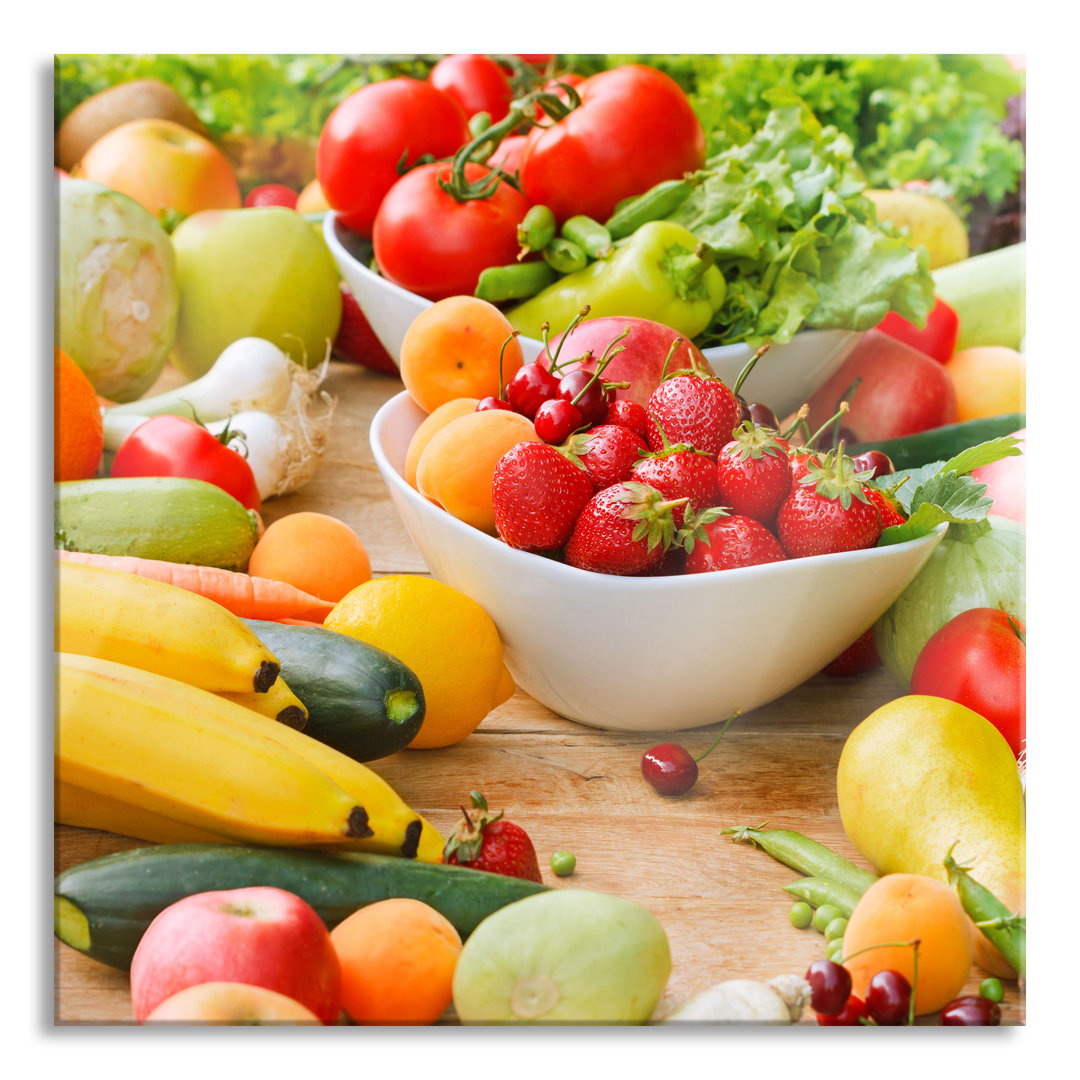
[847,413,1025,472]
[55,843,549,969]
[55,476,261,572]
[242,619,425,762]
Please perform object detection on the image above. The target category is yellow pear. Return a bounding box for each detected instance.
[865,188,970,270]
[836,695,1024,977]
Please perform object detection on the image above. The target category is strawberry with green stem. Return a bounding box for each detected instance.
[565,424,647,489]
[716,420,793,525]
[444,791,542,883]
[682,509,787,574]
[631,420,721,528]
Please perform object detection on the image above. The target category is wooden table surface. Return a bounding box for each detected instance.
[53,360,1025,1026]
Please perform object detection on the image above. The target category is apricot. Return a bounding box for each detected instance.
[944,346,1025,422]
[399,296,524,414]
[415,409,539,534]
[331,898,462,1025]
[842,873,973,1016]
[404,397,480,489]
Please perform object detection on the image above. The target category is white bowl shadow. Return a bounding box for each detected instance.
[370,390,946,733]
[325,212,865,420]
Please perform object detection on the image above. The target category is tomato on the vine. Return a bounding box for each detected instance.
[909,607,1026,759]
[487,134,528,176]
[430,54,515,123]
[110,414,261,513]
[518,64,705,224]
[372,161,531,301]
[316,77,470,238]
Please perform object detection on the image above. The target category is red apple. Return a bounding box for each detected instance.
[539,315,716,410]
[130,886,341,1024]
[144,982,322,1025]
[804,329,958,443]
[972,428,1025,525]
[73,117,241,218]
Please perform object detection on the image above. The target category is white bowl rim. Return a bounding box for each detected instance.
[369,388,947,592]
[325,210,863,362]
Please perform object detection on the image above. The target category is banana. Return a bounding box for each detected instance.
[56,653,444,861]
[55,560,281,694]
[219,676,308,730]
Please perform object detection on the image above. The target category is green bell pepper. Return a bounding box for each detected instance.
[505,220,726,341]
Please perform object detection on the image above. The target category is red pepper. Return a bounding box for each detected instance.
[877,298,960,363]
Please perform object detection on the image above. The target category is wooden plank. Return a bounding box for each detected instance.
[53,362,1025,1026]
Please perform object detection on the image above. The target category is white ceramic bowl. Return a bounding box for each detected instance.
[370,390,946,733]
[325,212,864,419]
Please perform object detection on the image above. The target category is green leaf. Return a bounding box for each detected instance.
[938,435,1023,477]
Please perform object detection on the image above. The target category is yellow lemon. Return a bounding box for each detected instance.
[325,576,515,749]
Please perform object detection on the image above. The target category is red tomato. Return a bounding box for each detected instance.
[488,134,528,176]
[909,608,1026,759]
[243,184,298,210]
[513,54,556,67]
[110,415,261,513]
[430,54,515,123]
[877,298,960,363]
[518,64,705,224]
[373,161,531,301]
[533,72,585,121]
[316,78,469,238]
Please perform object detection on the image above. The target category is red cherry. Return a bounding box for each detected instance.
[506,361,559,419]
[939,995,1001,1026]
[848,450,895,479]
[557,369,609,426]
[737,399,780,432]
[641,743,698,795]
[816,994,869,1026]
[534,398,583,444]
[865,970,912,1025]
[805,959,852,1016]
[476,396,515,412]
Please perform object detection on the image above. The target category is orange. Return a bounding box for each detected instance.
[404,397,480,488]
[842,873,973,1016]
[330,898,462,1025]
[54,348,105,482]
[399,296,524,414]
[248,512,371,604]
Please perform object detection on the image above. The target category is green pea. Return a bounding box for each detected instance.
[516,204,557,256]
[542,237,588,275]
[979,977,1004,1003]
[789,902,813,929]
[474,260,557,303]
[813,903,843,934]
[826,937,845,962]
[561,215,613,259]
[550,850,576,877]
[824,916,849,942]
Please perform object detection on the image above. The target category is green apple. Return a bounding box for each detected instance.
[170,207,342,379]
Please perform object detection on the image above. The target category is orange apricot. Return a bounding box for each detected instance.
[842,873,973,1016]
[330,898,462,1025]
[404,397,480,489]
[415,409,539,534]
[399,296,524,414]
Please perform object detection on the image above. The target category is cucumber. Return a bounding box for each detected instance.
[242,619,425,762]
[932,243,1025,351]
[847,413,1025,471]
[55,476,261,572]
[55,843,549,970]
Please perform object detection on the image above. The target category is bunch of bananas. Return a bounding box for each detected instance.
[55,562,443,862]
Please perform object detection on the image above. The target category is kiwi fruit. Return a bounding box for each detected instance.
[56,79,208,172]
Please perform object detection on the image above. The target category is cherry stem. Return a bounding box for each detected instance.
[548,306,592,374]
[781,404,810,442]
[497,332,520,401]
[732,344,771,399]
[805,400,849,449]
[1007,615,1026,646]
[836,937,922,1025]
[829,378,862,450]
[659,337,685,382]
[694,709,740,763]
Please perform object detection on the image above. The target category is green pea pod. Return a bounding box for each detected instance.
[474,260,557,304]
[516,205,557,258]
[782,877,863,919]
[561,215,613,259]
[944,847,1026,977]
[543,237,588,275]
[604,178,696,240]
[723,824,879,896]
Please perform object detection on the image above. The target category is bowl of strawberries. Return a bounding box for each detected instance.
[370,327,948,730]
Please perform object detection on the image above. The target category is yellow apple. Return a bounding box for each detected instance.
[73,118,241,219]
[143,982,323,1025]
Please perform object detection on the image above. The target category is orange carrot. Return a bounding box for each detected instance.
[55,550,334,623]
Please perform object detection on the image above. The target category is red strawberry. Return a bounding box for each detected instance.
[565,482,685,576]
[631,443,720,528]
[776,449,882,558]
[566,424,647,489]
[645,371,741,457]
[443,791,541,883]
[822,628,883,676]
[862,485,907,528]
[603,398,648,439]
[332,282,399,375]
[492,442,594,552]
[684,513,787,573]
[716,422,793,525]
[789,446,825,489]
